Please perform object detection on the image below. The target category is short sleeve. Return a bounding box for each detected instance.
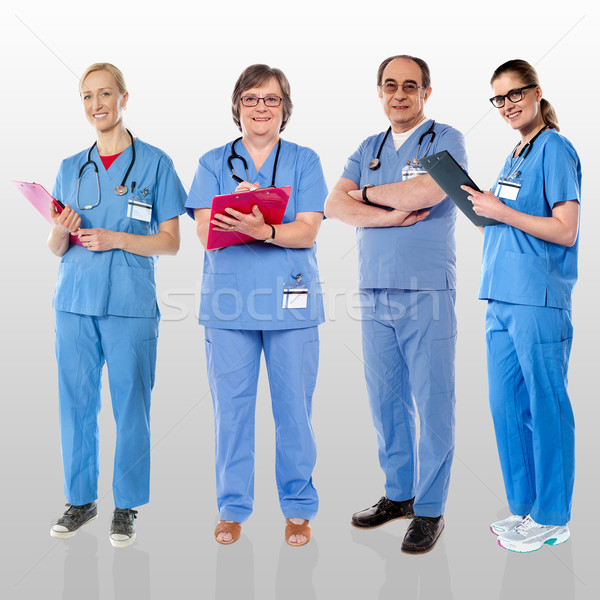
[295,149,328,213]
[52,160,65,203]
[543,137,581,208]
[153,155,187,224]
[435,126,468,171]
[341,140,367,185]
[185,153,221,219]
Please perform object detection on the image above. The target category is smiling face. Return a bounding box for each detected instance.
[239,77,284,143]
[492,72,544,139]
[80,69,128,135]
[378,57,431,133]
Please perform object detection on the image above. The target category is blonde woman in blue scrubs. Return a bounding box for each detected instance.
[463,59,581,553]
[48,63,186,547]
[186,64,326,546]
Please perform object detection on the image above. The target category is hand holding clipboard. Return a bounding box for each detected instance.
[207,185,291,250]
[420,152,499,227]
[12,181,84,246]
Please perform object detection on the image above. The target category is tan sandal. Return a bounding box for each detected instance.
[214,521,241,545]
[285,519,311,547]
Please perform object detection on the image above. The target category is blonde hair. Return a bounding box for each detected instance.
[79,63,127,95]
[491,59,559,132]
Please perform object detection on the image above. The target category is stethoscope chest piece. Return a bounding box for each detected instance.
[369,127,391,171]
[76,128,136,210]
[369,120,436,172]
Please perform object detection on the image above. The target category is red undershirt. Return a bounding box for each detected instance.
[100,152,122,170]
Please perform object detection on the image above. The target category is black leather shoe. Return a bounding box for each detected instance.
[401,515,445,554]
[351,496,414,529]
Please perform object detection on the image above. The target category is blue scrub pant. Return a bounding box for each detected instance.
[360,289,456,517]
[204,326,319,523]
[486,300,574,526]
[55,310,159,509]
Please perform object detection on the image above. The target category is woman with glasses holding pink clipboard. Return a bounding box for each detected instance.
[186,64,327,547]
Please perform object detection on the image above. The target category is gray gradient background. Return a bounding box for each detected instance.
[2,1,598,598]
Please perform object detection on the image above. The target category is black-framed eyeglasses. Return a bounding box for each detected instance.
[379,81,425,95]
[240,95,283,107]
[489,84,537,108]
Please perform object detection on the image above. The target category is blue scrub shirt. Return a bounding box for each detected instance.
[53,139,187,317]
[479,129,581,308]
[185,139,327,330]
[342,119,468,291]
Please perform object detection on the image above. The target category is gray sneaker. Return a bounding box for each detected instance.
[50,502,98,538]
[110,508,138,548]
[490,514,526,536]
[497,516,570,552]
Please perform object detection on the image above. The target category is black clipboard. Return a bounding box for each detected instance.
[420,151,499,227]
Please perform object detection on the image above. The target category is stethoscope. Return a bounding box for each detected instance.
[505,125,550,180]
[76,128,136,210]
[368,120,436,171]
[228,136,282,187]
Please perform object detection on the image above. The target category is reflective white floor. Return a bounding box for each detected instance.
[3,330,598,600]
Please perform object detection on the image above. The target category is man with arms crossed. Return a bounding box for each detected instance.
[325,55,467,554]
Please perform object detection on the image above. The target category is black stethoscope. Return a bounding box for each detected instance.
[76,128,136,210]
[369,120,436,171]
[228,136,282,187]
[506,125,549,180]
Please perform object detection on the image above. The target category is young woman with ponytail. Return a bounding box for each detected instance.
[462,59,581,553]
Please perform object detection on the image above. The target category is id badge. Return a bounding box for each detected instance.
[127,188,153,222]
[496,179,521,202]
[282,282,308,309]
[402,163,426,181]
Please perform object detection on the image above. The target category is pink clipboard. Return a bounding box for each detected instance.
[12,180,84,246]
[207,186,291,250]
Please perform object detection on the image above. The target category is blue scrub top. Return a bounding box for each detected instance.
[52,139,187,318]
[479,129,581,310]
[185,139,327,330]
[342,119,467,291]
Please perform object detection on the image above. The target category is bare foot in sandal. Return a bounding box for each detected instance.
[285,518,311,546]
[215,520,241,544]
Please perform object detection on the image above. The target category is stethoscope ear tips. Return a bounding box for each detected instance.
[369,159,381,171]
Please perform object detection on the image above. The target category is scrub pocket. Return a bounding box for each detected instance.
[107,265,157,317]
[200,273,241,324]
[495,251,547,305]
[429,335,457,394]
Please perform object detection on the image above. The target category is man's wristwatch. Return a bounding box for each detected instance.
[264,224,276,244]
[362,184,375,205]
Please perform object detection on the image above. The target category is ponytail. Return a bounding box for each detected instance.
[540,98,560,132]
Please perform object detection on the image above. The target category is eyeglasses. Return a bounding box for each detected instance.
[379,81,425,95]
[489,84,537,108]
[240,95,283,107]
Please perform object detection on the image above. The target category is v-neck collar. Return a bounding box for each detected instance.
[238,138,280,183]
[381,119,433,163]
[92,142,134,183]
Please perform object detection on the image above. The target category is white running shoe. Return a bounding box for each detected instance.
[497,516,570,553]
[490,514,526,536]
